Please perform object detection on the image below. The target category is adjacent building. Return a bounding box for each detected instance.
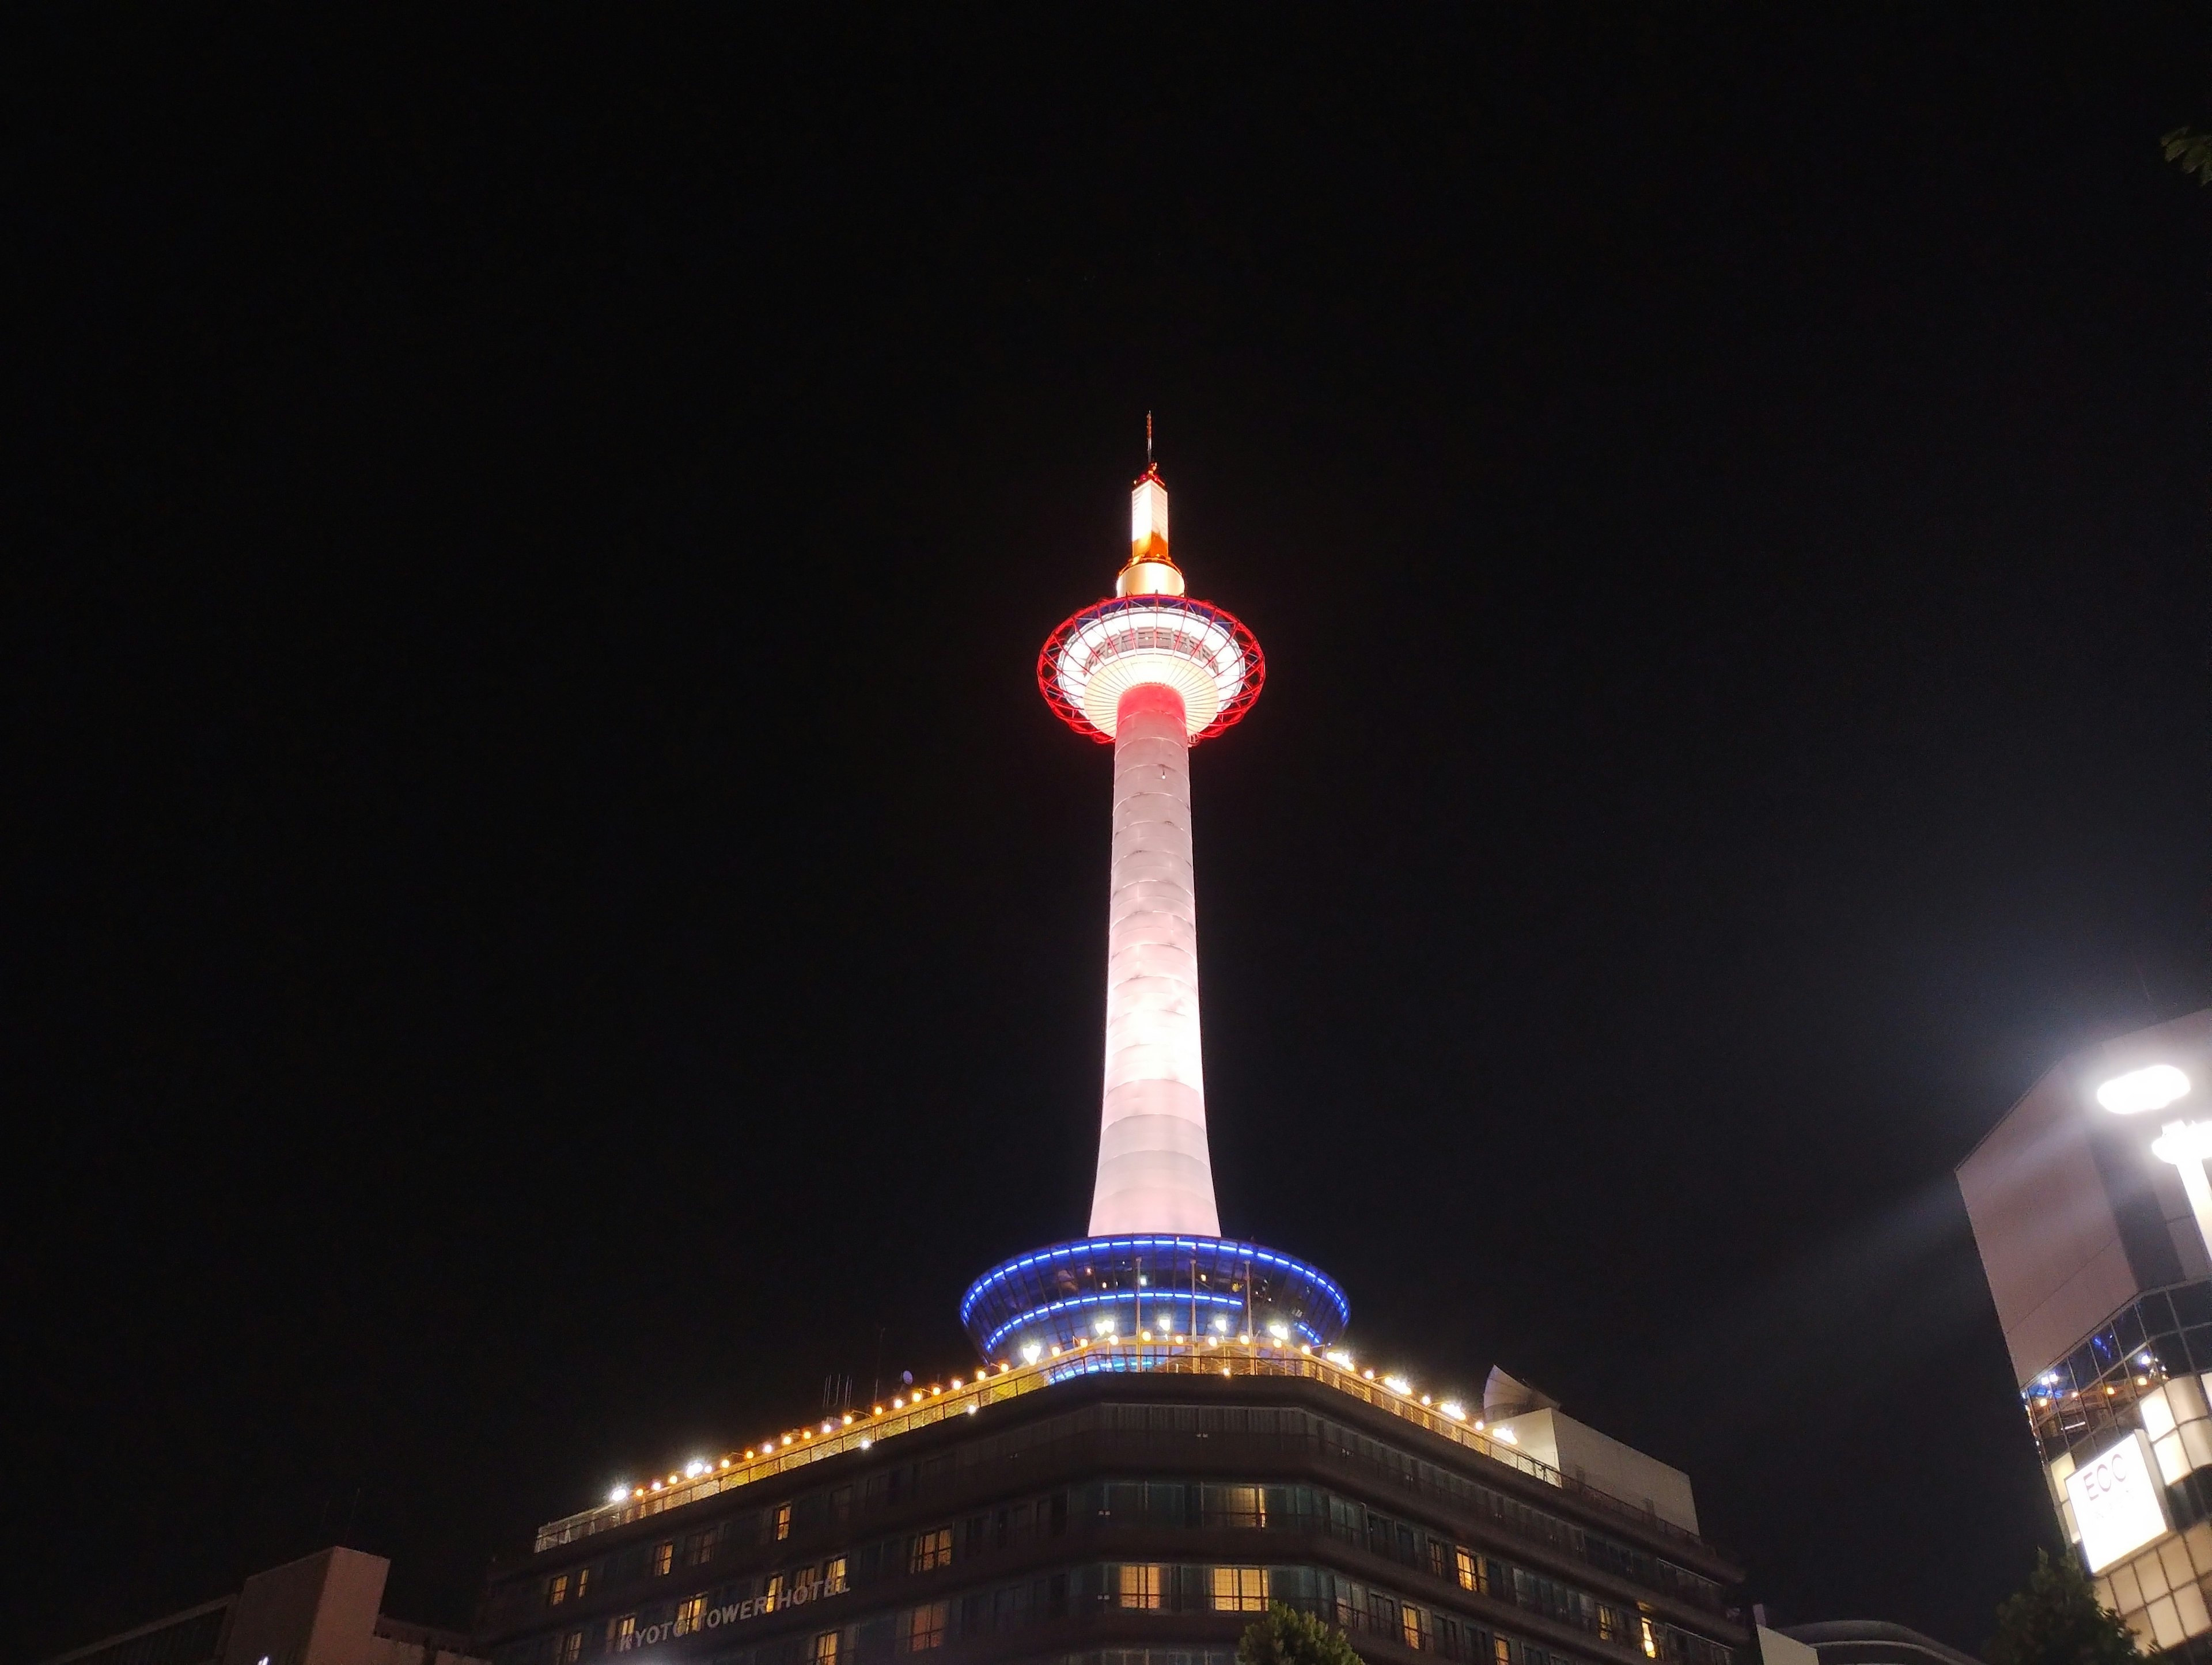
[1959,1007,2212,1653]
[478,457,1753,1665]
[37,1547,480,1665]
[1761,1621,1979,1665]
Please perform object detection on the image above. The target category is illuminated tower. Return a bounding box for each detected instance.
[961,447,1347,1362]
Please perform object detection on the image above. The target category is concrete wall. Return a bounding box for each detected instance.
[1756,1627,1820,1665]
[1958,1010,2212,1387]
[221,1549,386,1665]
[1487,1408,1700,1535]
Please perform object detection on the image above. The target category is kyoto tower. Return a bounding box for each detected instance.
[960,440,1348,1364]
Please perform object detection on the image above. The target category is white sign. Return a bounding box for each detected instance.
[2065,1430,2171,1572]
[612,1572,844,1651]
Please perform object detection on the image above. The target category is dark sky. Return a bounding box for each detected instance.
[13,7,2212,1659]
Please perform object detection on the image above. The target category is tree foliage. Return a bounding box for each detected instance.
[1988,1549,2149,1665]
[1238,1604,1365,1665]
[2162,126,2212,185]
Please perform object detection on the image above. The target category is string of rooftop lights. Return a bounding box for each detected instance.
[537,1338,1581,1556]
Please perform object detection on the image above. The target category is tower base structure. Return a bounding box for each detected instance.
[960,1234,1348,1364]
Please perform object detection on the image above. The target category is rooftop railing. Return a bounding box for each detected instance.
[533,1341,1717,1561]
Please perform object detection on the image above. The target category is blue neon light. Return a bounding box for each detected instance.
[959,1234,1349,1357]
[959,1235,1349,1325]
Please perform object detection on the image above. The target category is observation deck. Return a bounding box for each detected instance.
[960,1234,1347,1360]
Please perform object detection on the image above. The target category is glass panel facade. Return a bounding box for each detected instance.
[2027,1280,2212,1463]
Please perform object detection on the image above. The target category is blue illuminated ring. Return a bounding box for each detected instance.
[959,1235,1349,1361]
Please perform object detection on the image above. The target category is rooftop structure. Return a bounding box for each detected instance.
[36,1547,479,1665]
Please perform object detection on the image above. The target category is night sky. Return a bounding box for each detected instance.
[14,9,2212,1659]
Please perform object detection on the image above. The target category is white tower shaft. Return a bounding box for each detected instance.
[1090,679,1219,1235]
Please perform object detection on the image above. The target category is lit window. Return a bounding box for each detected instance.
[575,1568,591,1602]
[1116,1565,1164,1611]
[1211,1567,1269,1612]
[676,1597,705,1636]
[548,1573,570,1607]
[1494,1639,1513,1665]
[775,1503,793,1541]
[559,1633,583,1665]
[813,1633,840,1665]
[1213,1485,1266,1527]
[652,1542,673,1577]
[824,1557,849,1595]
[1455,1548,1479,1592]
[765,1573,786,1613]
[903,1601,948,1652]
[608,1615,636,1653]
[908,1527,954,1573]
[1642,1620,1661,1661]
[1402,1604,1430,1650]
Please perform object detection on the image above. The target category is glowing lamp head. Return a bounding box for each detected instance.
[2098,1064,2192,1116]
[2152,1121,2212,1166]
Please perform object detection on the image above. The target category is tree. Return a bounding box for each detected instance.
[1238,1603,1364,1665]
[2163,126,2212,185]
[1988,1549,2149,1665]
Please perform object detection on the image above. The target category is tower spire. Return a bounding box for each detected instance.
[961,456,1346,1361]
[1120,418,1182,597]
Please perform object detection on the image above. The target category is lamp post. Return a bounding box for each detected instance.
[2099,1064,2212,1262]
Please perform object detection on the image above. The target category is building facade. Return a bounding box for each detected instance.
[480,1357,1745,1665]
[39,1548,480,1665]
[1959,1007,2212,1653]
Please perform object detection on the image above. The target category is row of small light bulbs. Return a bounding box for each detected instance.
[1063,1317,1505,1438]
[601,1332,1503,1507]
[604,1364,1021,1505]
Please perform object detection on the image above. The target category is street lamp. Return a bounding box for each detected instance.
[2097,1065,2192,1117]
[2098,1064,2212,1261]
[2153,1120,2212,1264]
